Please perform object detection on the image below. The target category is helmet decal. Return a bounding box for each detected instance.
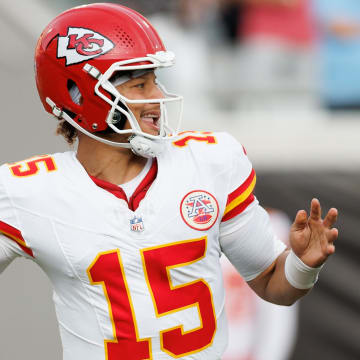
[57,27,114,66]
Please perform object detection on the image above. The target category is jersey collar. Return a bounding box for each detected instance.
[89,159,158,211]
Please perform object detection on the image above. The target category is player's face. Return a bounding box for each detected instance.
[115,71,164,136]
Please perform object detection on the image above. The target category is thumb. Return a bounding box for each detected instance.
[292,210,308,231]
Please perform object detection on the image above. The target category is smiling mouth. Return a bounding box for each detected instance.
[140,111,160,131]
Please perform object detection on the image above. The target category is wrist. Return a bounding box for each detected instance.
[284,250,324,290]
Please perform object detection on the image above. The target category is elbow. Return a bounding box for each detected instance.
[278,291,308,306]
[262,293,301,306]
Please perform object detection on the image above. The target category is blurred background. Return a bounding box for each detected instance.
[0,0,359,359]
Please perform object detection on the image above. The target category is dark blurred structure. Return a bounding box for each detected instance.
[217,0,246,45]
[312,0,360,111]
[256,171,360,360]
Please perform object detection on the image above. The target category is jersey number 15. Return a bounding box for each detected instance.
[87,237,217,359]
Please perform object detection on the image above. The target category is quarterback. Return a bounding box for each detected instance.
[0,4,338,360]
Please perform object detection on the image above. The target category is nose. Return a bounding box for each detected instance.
[149,83,164,100]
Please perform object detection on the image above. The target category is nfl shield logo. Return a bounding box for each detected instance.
[130,216,144,232]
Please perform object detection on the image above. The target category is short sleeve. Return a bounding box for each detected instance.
[218,136,285,280]
[221,135,256,223]
[220,202,286,281]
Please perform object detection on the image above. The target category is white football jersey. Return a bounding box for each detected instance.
[0,131,284,360]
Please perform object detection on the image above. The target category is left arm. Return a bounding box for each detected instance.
[248,199,338,305]
[247,250,306,306]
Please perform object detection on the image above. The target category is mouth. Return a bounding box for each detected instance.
[140,110,160,132]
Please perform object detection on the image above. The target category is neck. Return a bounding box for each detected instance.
[76,134,147,185]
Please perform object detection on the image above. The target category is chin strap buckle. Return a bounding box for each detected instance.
[46,97,63,119]
[128,135,164,158]
[83,63,102,80]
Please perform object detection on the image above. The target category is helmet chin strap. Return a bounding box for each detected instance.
[46,97,164,158]
[128,135,164,158]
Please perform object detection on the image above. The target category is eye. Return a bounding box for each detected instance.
[133,82,145,89]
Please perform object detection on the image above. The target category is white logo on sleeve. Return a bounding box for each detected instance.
[57,27,114,66]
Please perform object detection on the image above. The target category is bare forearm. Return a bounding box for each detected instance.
[265,251,309,305]
[249,250,309,306]
[248,199,337,306]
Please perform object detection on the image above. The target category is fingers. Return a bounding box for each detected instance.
[292,209,308,230]
[323,208,338,228]
[310,198,321,221]
[328,227,338,243]
[325,228,338,256]
[310,199,338,228]
[327,235,337,254]
[295,199,338,235]
[327,243,336,255]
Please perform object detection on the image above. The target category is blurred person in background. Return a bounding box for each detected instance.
[149,0,217,105]
[0,3,338,360]
[207,0,247,110]
[312,0,360,111]
[208,0,314,109]
[243,0,313,46]
[214,0,247,47]
[151,0,246,110]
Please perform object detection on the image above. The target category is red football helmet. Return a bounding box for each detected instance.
[35,3,183,157]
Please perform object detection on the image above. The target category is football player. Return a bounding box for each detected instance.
[0,3,338,360]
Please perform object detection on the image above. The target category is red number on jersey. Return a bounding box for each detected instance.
[9,155,57,177]
[141,237,217,358]
[173,131,217,148]
[89,238,217,359]
[87,250,151,360]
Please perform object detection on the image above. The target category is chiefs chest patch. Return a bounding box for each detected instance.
[180,190,219,231]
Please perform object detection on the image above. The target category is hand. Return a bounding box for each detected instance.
[289,198,338,268]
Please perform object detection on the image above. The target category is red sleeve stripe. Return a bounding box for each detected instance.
[221,169,256,222]
[225,169,256,213]
[222,193,255,222]
[0,221,34,257]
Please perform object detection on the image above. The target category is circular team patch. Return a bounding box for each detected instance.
[180,190,219,231]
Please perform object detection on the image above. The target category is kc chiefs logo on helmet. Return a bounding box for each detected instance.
[57,27,114,66]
